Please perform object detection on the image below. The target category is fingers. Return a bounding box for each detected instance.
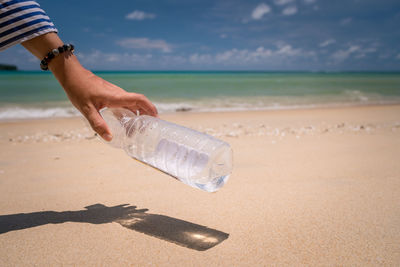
[86,107,113,141]
[112,92,158,117]
[134,93,158,117]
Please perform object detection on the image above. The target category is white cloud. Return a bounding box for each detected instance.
[220,33,228,39]
[76,50,153,67]
[251,3,271,20]
[189,53,213,64]
[331,43,378,62]
[214,47,273,63]
[161,55,187,65]
[319,39,336,47]
[274,0,295,5]
[215,50,235,62]
[74,39,320,69]
[355,47,377,59]
[188,43,313,66]
[117,38,172,53]
[125,10,156,20]
[49,42,319,69]
[364,47,377,53]
[276,44,301,56]
[282,6,298,15]
[331,45,360,63]
[303,0,316,4]
[340,17,352,25]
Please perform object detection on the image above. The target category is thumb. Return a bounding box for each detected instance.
[86,108,113,141]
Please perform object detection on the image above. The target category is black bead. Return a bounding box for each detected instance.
[47,53,55,59]
[41,59,47,65]
[58,46,64,53]
[40,62,48,70]
[70,44,75,52]
[63,44,68,51]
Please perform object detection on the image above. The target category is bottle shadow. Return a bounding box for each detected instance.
[0,203,229,251]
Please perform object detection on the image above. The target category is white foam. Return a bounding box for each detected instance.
[0,106,80,120]
[1,94,400,121]
[153,102,197,113]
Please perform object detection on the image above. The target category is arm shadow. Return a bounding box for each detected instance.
[0,203,229,251]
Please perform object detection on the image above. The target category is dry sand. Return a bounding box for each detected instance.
[0,105,400,266]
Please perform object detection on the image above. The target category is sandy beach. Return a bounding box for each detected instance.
[0,104,399,266]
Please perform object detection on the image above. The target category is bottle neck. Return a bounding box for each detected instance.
[100,107,138,148]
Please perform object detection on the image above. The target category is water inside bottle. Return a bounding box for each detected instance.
[150,138,208,178]
[142,138,229,192]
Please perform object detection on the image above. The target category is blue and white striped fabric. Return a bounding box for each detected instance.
[0,0,57,51]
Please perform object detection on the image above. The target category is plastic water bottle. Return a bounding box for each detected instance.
[100,107,233,192]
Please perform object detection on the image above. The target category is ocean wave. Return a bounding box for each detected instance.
[1,95,400,120]
[0,106,80,120]
[343,90,371,102]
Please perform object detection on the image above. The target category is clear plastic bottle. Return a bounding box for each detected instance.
[100,107,233,192]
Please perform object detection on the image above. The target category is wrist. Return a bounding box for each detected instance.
[22,32,89,88]
[49,52,88,86]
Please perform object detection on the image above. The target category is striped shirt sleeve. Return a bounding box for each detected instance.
[0,0,57,51]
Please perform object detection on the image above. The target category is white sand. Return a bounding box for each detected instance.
[0,105,400,266]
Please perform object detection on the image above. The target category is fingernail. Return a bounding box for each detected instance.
[103,133,112,141]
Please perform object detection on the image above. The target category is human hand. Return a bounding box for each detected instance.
[22,33,158,141]
[60,67,158,141]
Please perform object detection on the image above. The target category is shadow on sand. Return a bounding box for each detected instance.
[0,204,229,251]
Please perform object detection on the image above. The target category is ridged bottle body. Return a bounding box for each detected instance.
[100,108,232,192]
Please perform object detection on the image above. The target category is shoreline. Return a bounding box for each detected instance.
[1,102,400,124]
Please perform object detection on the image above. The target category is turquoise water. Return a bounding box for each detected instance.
[1,71,400,119]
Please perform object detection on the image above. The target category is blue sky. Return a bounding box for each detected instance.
[1,0,400,71]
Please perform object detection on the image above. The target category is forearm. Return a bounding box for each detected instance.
[21,33,88,88]
[21,32,63,59]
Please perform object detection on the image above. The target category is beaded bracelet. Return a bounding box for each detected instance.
[40,44,75,70]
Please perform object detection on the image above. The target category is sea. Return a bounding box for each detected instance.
[1,71,400,120]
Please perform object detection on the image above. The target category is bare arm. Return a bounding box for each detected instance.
[22,33,158,141]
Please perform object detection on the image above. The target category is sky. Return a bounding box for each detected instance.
[1,0,400,71]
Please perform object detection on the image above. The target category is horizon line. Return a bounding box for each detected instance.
[2,69,400,74]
